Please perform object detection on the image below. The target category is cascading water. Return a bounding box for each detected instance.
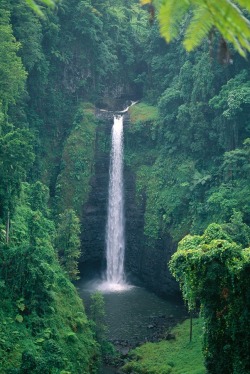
[105,115,125,286]
[91,103,138,292]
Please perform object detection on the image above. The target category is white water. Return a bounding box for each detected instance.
[94,115,132,292]
[93,106,138,293]
[102,115,127,291]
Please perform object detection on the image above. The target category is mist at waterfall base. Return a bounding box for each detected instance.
[77,281,187,345]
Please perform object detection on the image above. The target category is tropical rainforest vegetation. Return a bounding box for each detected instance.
[0,0,249,373]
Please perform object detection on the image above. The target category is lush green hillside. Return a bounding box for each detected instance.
[0,183,100,373]
[0,0,250,372]
[0,1,149,372]
[55,104,97,216]
[125,9,250,373]
[127,52,250,244]
[122,319,205,374]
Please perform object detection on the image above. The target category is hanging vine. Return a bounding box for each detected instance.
[169,223,250,373]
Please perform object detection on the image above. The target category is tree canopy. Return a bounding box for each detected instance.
[169,223,250,373]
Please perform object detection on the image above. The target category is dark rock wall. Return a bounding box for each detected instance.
[81,119,111,268]
[124,164,179,296]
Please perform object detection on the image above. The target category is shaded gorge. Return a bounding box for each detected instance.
[77,278,187,349]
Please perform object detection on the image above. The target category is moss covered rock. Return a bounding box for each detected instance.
[55,103,97,216]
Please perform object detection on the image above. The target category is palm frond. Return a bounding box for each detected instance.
[158,0,190,43]
[183,5,213,51]
[233,0,250,13]
[152,0,250,57]
[207,0,250,56]
[25,0,43,16]
[25,0,57,16]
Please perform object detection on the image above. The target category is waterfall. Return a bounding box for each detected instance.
[105,115,125,286]
[94,103,137,292]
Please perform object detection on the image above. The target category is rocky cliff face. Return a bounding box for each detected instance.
[81,113,179,296]
[81,118,110,268]
[124,165,179,296]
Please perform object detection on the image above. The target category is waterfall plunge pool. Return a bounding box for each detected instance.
[77,278,187,346]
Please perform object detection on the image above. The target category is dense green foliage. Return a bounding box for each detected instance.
[55,104,97,216]
[89,292,107,343]
[1,0,250,372]
[0,183,99,373]
[124,8,250,373]
[122,318,205,374]
[25,0,58,17]
[126,45,250,244]
[55,208,81,280]
[169,224,250,373]
[0,0,150,371]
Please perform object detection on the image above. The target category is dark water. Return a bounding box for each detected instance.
[77,279,187,345]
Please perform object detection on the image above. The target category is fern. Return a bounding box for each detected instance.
[141,0,250,57]
[234,0,250,12]
[158,0,190,43]
[183,5,213,51]
[206,0,250,55]
[25,0,57,16]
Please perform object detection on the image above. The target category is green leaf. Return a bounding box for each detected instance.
[183,6,213,51]
[208,0,250,56]
[35,338,45,344]
[152,0,250,57]
[158,0,190,43]
[234,0,250,12]
[16,298,26,311]
[15,314,23,323]
[25,0,57,16]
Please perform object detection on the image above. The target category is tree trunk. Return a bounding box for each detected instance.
[6,210,10,244]
[189,311,193,343]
